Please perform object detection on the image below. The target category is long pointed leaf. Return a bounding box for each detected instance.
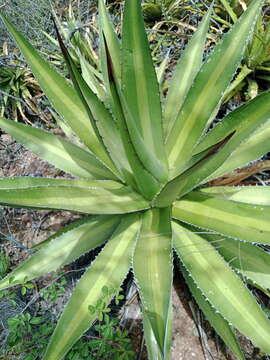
[133,208,173,358]
[43,214,140,360]
[0,117,116,180]
[179,262,244,360]
[0,215,120,290]
[203,232,270,290]
[79,54,106,101]
[55,29,133,183]
[0,177,123,190]
[201,186,270,206]
[206,119,270,182]
[0,14,112,168]
[155,90,270,206]
[193,91,270,155]
[104,41,161,199]
[0,179,149,214]
[163,6,212,136]
[166,0,262,176]
[98,0,121,90]
[173,221,270,354]
[121,0,168,183]
[173,191,270,245]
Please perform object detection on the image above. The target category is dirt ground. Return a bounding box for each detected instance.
[0,133,268,360]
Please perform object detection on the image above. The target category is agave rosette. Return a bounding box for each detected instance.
[0,0,270,359]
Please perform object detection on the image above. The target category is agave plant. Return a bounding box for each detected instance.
[0,0,270,359]
[222,10,270,102]
[0,59,44,123]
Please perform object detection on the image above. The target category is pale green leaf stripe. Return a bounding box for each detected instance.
[122,0,168,182]
[206,119,270,182]
[0,117,116,180]
[203,232,270,290]
[156,51,170,86]
[166,0,262,176]
[201,186,270,206]
[172,191,270,244]
[0,183,150,214]
[0,177,123,190]
[0,216,120,290]
[106,67,161,200]
[173,221,270,354]
[194,91,270,155]
[133,208,173,357]
[163,6,212,137]
[0,15,112,168]
[43,214,140,360]
[179,262,244,360]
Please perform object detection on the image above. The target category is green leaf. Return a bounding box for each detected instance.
[98,0,121,88]
[193,91,270,156]
[166,0,263,177]
[55,30,132,183]
[205,119,270,182]
[0,14,113,168]
[173,191,270,245]
[121,0,168,183]
[0,178,150,214]
[0,177,121,190]
[155,131,235,206]
[133,207,173,357]
[79,54,106,101]
[219,0,238,23]
[201,186,270,206]
[173,221,270,354]
[163,6,212,136]
[0,215,120,290]
[156,51,170,86]
[103,42,161,200]
[43,214,140,360]
[179,262,244,360]
[202,232,270,290]
[155,90,270,205]
[0,117,117,180]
